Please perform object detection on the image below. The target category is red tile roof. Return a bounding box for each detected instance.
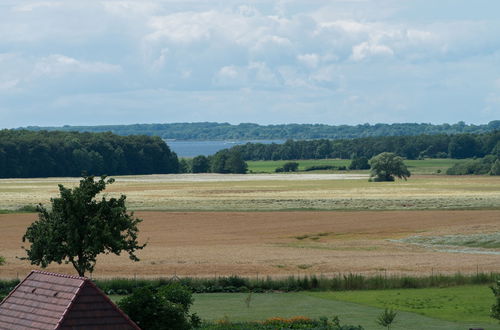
[0,271,140,330]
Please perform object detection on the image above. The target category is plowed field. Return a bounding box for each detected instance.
[1,210,499,278]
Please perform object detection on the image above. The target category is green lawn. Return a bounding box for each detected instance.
[110,285,499,329]
[306,285,496,324]
[190,290,498,330]
[247,158,465,175]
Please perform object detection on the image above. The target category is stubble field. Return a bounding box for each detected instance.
[1,209,499,278]
[1,173,499,279]
[1,173,500,212]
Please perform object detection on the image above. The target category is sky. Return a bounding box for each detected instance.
[0,0,499,128]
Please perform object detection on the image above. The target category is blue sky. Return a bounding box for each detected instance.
[0,0,499,128]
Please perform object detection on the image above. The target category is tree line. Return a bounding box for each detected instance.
[224,131,500,161]
[179,149,248,174]
[23,120,500,140]
[0,130,179,178]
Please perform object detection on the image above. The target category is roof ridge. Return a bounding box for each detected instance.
[31,270,87,281]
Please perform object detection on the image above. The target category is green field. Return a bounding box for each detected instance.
[306,285,496,324]
[187,286,499,329]
[247,158,465,175]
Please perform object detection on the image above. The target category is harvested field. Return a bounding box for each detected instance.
[1,210,499,278]
[1,174,500,211]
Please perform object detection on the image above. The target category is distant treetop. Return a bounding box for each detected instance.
[21,121,500,140]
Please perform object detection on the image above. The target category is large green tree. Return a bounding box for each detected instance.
[369,152,410,182]
[22,175,145,276]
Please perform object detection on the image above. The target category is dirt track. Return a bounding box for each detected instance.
[1,210,499,278]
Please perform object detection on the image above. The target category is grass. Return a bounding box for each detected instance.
[189,289,499,329]
[397,233,500,253]
[109,289,498,329]
[247,159,352,173]
[247,158,465,175]
[306,285,497,324]
[0,169,499,211]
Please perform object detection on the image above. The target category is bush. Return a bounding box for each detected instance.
[349,157,370,170]
[276,161,299,173]
[491,280,500,321]
[198,316,364,329]
[90,272,500,296]
[304,165,336,171]
[446,156,497,175]
[118,283,198,330]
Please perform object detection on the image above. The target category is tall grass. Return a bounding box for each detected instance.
[87,272,500,295]
[1,272,496,297]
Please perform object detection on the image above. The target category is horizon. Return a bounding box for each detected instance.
[13,119,498,130]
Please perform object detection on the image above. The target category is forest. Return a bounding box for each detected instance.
[0,130,179,178]
[226,131,500,161]
[23,121,500,140]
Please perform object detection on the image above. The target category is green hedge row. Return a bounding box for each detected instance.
[92,272,499,296]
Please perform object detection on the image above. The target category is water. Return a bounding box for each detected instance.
[165,140,285,158]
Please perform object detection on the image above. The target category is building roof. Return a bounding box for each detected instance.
[0,270,140,330]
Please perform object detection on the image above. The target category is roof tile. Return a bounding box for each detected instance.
[0,271,140,330]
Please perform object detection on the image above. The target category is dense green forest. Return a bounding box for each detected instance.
[0,130,179,178]
[225,131,500,161]
[23,121,500,140]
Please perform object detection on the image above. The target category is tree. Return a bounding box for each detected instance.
[22,175,145,276]
[349,157,370,170]
[369,152,410,182]
[191,155,210,173]
[283,161,299,172]
[376,308,397,329]
[492,280,500,321]
[491,159,500,176]
[211,150,247,174]
[119,283,200,330]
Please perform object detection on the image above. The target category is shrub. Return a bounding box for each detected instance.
[304,165,336,171]
[118,283,198,330]
[491,280,500,321]
[376,308,397,329]
[349,157,370,170]
[282,162,299,172]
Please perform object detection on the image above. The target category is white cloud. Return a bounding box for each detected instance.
[297,53,319,68]
[1,1,500,127]
[32,55,121,78]
[351,41,394,61]
[12,2,63,12]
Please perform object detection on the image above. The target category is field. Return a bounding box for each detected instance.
[1,172,499,212]
[188,286,499,329]
[1,167,499,327]
[247,158,465,175]
[1,209,499,278]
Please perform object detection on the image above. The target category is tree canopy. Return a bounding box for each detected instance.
[369,152,411,182]
[22,175,145,276]
[0,130,179,178]
[23,121,500,140]
[225,131,499,161]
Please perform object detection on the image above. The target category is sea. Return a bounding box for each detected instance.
[165,140,285,158]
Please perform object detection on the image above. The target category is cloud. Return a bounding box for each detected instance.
[351,41,394,61]
[1,0,500,127]
[32,55,121,78]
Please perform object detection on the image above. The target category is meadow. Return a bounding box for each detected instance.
[109,285,499,329]
[246,158,465,175]
[0,172,499,212]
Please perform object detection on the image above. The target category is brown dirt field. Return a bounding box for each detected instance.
[1,210,499,279]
